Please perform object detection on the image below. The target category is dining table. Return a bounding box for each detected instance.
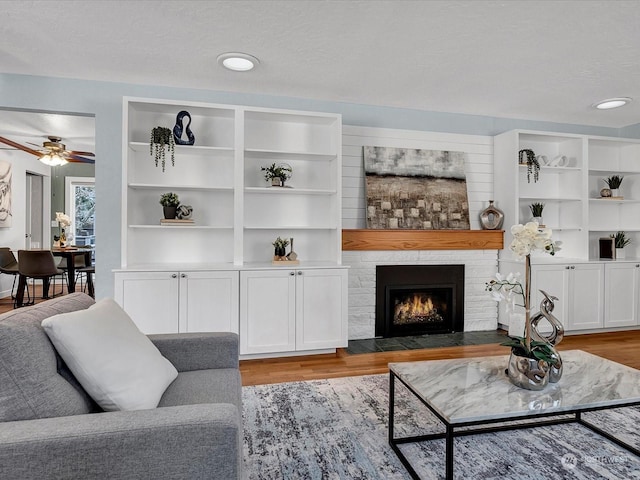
[15,247,93,307]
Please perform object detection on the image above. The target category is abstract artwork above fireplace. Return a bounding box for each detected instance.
[363,146,470,230]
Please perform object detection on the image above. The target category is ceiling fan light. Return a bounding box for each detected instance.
[593,97,632,110]
[40,153,68,166]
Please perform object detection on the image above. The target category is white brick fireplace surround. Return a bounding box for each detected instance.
[340,125,500,340]
[343,249,499,340]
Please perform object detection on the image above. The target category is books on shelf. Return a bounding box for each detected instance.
[160,218,195,225]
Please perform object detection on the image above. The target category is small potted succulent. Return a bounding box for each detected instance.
[611,231,631,259]
[160,192,180,219]
[529,202,545,225]
[604,175,624,198]
[261,163,292,187]
[272,236,290,259]
[150,126,175,172]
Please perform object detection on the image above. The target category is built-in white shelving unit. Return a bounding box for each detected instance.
[116,98,347,357]
[494,130,640,333]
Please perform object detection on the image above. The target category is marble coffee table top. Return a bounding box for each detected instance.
[389,350,640,425]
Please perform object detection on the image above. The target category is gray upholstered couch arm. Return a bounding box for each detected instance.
[0,404,241,480]
[149,332,239,371]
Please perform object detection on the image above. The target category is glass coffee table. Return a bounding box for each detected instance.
[389,350,640,480]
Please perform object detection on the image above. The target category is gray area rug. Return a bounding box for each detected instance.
[243,374,640,479]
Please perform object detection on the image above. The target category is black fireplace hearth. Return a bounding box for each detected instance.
[375,264,464,337]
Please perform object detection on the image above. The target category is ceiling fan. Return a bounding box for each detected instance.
[0,135,95,166]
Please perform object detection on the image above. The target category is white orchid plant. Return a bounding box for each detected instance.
[56,212,71,228]
[55,212,72,244]
[487,221,561,358]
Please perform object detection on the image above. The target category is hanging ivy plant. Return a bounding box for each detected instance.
[150,126,175,172]
[518,149,539,183]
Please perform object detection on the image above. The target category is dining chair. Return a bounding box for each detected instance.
[17,250,66,304]
[77,264,95,298]
[0,248,27,307]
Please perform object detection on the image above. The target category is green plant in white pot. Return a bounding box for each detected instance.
[611,231,631,259]
[604,175,624,198]
[529,202,545,226]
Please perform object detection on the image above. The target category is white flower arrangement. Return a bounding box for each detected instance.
[55,212,71,228]
[509,221,558,259]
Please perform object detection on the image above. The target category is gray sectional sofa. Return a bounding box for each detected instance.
[0,293,242,479]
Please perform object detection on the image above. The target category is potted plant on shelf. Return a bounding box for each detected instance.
[529,202,545,225]
[261,163,293,187]
[272,236,290,260]
[160,192,180,219]
[518,149,540,183]
[604,175,624,198]
[150,126,175,172]
[611,231,631,259]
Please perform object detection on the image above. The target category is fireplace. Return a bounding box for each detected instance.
[375,265,464,337]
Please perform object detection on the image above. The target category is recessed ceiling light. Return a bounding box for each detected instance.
[217,52,259,72]
[593,97,632,110]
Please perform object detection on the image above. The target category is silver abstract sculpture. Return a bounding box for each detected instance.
[529,290,564,383]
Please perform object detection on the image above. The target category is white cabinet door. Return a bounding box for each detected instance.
[531,263,604,331]
[568,264,604,330]
[240,270,296,354]
[531,265,570,327]
[604,263,639,328]
[179,270,239,333]
[114,271,180,334]
[296,268,348,351]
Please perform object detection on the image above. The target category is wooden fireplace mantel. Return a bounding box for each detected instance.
[342,229,504,251]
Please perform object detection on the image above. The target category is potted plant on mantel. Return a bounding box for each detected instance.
[160,192,180,219]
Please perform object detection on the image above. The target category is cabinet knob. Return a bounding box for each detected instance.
[571,266,575,269]
[636,264,639,268]
[171,274,178,278]
[297,271,303,275]
[565,266,570,270]
[181,273,187,278]
[289,271,295,276]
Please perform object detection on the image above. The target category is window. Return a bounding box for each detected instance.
[65,176,95,246]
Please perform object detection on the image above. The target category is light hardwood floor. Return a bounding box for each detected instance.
[240,330,640,386]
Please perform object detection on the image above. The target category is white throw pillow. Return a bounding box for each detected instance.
[42,298,178,411]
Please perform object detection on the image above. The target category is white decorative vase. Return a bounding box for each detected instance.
[616,248,625,259]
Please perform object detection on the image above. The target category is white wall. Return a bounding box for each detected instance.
[0,149,50,297]
[340,126,499,339]
[0,73,633,300]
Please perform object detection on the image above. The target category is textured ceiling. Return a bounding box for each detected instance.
[1,0,640,128]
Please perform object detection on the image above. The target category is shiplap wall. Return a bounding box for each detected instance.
[340,125,499,338]
[342,125,494,228]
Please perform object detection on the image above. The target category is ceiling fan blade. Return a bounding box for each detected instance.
[0,136,43,157]
[65,154,95,164]
[68,150,95,157]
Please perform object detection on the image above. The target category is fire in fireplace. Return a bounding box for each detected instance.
[376,265,464,337]
[392,288,450,325]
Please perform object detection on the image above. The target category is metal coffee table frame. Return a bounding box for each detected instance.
[389,369,640,480]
